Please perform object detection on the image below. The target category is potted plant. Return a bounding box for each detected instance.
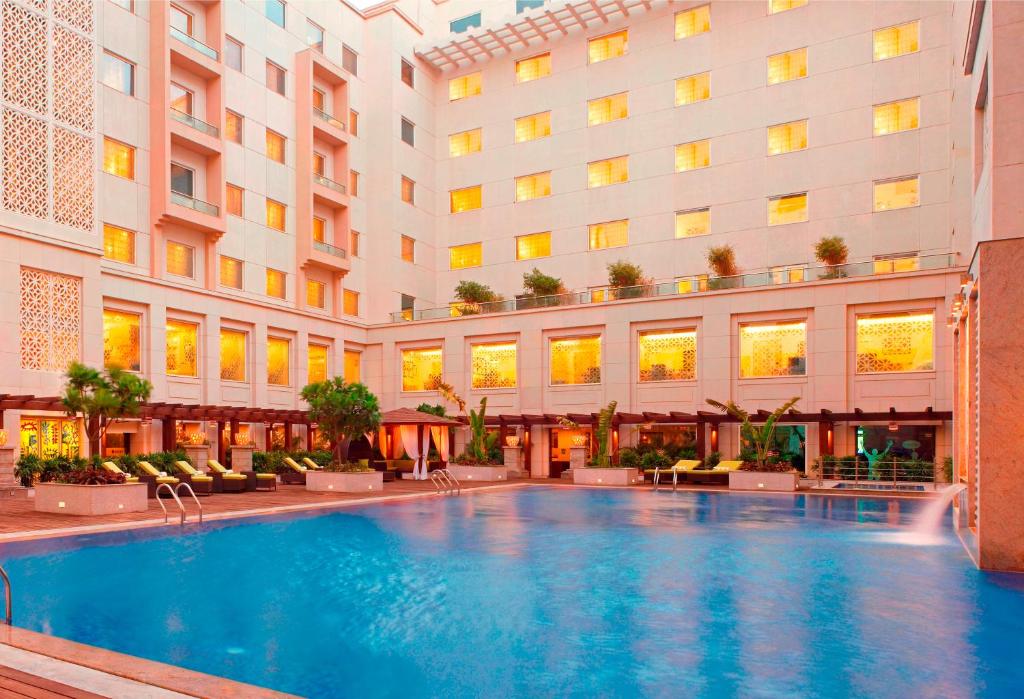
[301,377,384,492]
[705,397,802,491]
[706,245,739,290]
[518,268,566,309]
[453,280,502,315]
[606,261,650,300]
[574,402,639,486]
[438,390,509,482]
[815,236,849,279]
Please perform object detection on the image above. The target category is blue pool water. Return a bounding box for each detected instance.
[1,487,1022,698]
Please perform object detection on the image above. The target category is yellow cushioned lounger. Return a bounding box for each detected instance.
[301,457,322,471]
[174,460,214,483]
[207,459,248,481]
[713,460,744,472]
[284,457,307,473]
[672,460,703,472]
[101,461,139,483]
[137,461,179,485]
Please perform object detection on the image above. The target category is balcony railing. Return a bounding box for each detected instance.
[313,108,346,132]
[171,189,219,216]
[170,108,220,138]
[170,26,219,61]
[313,172,346,194]
[313,240,347,258]
[389,253,959,323]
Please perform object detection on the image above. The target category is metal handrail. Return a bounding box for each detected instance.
[170,189,219,216]
[429,469,461,495]
[312,107,346,131]
[312,172,346,194]
[170,107,220,137]
[169,26,218,60]
[176,482,203,523]
[313,239,347,258]
[0,565,11,625]
[815,458,939,490]
[155,482,186,525]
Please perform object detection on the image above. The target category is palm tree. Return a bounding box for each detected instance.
[705,397,800,470]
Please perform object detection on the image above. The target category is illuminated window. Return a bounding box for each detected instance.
[471,342,518,389]
[170,83,192,115]
[767,48,807,84]
[638,329,696,382]
[675,208,710,238]
[450,242,482,270]
[170,4,192,34]
[313,152,326,176]
[588,29,628,64]
[770,266,805,284]
[516,52,551,83]
[401,295,415,320]
[856,313,934,373]
[343,289,359,316]
[516,232,551,260]
[739,322,807,378]
[401,348,443,392]
[165,241,194,278]
[220,328,247,382]
[344,349,361,383]
[350,109,359,135]
[308,343,328,383]
[401,176,415,204]
[550,336,601,385]
[515,111,551,142]
[307,280,326,308]
[675,5,710,38]
[102,138,134,179]
[675,72,710,105]
[450,185,482,213]
[873,255,920,275]
[19,417,81,459]
[266,336,290,386]
[266,60,286,95]
[515,171,551,201]
[675,140,710,171]
[166,320,198,377]
[350,171,360,196]
[266,268,286,299]
[266,129,285,163]
[225,111,243,144]
[312,216,325,243]
[874,21,919,61]
[103,310,140,371]
[449,128,482,157]
[266,199,286,231]
[103,224,135,263]
[589,220,628,249]
[401,58,414,87]
[401,235,415,263]
[874,98,920,136]
[588,156,628,188]
[449,72,482,101]
[769,0,807,13]
[219,256,243,289]
[226,184,243,216]
[768,192,808,225]
[312,88,325,112]
[873,176,919,211]
[350,231,360,257]
[588,93,629,125]
[101,51,134,95]
[677,275,709,294]
[767,119,807,155]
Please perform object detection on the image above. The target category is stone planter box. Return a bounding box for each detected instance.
[728,470,801,492]
[306,470,384,493]
[446,465,509,482]
[34,482,148,516]
[229,445,255,472]
[573,467,640,486]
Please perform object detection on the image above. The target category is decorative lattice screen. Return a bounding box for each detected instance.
[19,267,81,371]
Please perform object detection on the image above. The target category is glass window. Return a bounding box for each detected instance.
[19,417,81,459]
[449,128,482,157]
[856,424,935,462]
[170,163,193,196]
[266,61,286,95]
[449,242,482,269]
[225,110,243,143]
[449,72,482,101]
[401,348,443,392]
[675,5,710,39]
[856,313,934,373]
[307,280,326,308]
[472,342,517,389]
[739,322,807,378]
[588,93,628,126]
[675,140,710,171]
[768,119,808,155]
[265,0,285,27]
[226,184,243,216]
[266,129,285,163]
[675,72,710,105]
[312,216,326,243]
[225,36,243,71]
[350,230,360,256]
[515,111,551,142]
[220,329,247,382]
[401,176,415,204]
[517,0,544,12]
[515,171,551,201]
[169,4,192,35]
[874,21,919,61]
[266,199,286,231]
[550,336,601,385]
[170,82,192,114]
[350,170,360,196]
[349,109,359,136]
[401,117,415,146]
[401,58,414,87]
[267,337,290,386]
[516,232,551,260]
[109,0,133,12]
[769,0,807,13]
[342,45,358,75]
[450,12,482,34]
[516,53,551,83]
[165,241,194,277]
[220,256,243,288]
[588,156,629,188]
[313,152,326,176]
[266,268,286,298]
[103,309,141,371]
[102,138,134,179]
[768,48,807,84]
[874,176,919,211]
[343,289,359,316]
[312,88,326,112]
[675,208,710,238]
[639,329,696,382]
[306,20,324,51]
[589,220,628,249]
[401,235,415,263]
[103,224,135,263]
[400,294,415,321]
[344,350,361,383]
[101,52,134,95]
[308,343,328,383]
[873,255,920,275]
[450,185,482,213]
[166,320,198,377]
[588,29,628,63]
[768,192,808,225]
[874,97,920,136]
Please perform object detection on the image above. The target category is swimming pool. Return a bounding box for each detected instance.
[1,487,1022,698]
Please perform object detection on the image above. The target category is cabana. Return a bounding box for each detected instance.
[377,408,461,480]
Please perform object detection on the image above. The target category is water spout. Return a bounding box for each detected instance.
[911,484,966,537]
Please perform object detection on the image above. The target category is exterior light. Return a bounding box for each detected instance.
[58,501,66,508]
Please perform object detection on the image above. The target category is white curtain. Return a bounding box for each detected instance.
[430,426,450,464]
[400,425,431,480]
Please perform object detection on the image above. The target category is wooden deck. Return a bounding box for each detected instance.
[0,664,106,699]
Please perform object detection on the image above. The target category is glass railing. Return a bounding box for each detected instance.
[313,108,346,132]
[389,253,959,322]
[313,172,346,194]
[170,108,219,138]
[170,26,219,61]
[313,240,347,258]
[171,190,219,216]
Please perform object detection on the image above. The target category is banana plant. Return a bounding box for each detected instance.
[466,397,497,461]
[593,400,617,468]
[705,397,800,471]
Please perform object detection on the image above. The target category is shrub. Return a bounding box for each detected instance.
[15,454,42,487]
[454,280,500,304]
[814,236,849,266]
[57,468,125,485]
[706,245,738,277]
[416,403,447,417]
[618,448,641,469]
[943,456,954,483]
[606,260,645,288]
[323,461,372,473]
[640,450,671,472]
[522,268,564,297]
[702,451,721,469]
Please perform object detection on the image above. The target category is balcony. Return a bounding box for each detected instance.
[312,172,348,207]
[313,240,346,258]
[170,108,219,138]
[304,237,349,273]
[314,108,345,132]
[170,26,218,61]
[171,190,219,217]
[313,172,346,195]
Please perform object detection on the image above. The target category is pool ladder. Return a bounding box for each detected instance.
[652,466,682,492]
[0,564,10,625]
[155,482,204,525]
[430,469,461,495]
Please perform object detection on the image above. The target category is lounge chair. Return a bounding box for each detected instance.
[688,460,744,485]
[300,457,323,471]
[173,460,214,495]
[206,460,248,493]
[136,460,179,498]
[100,461,139,483]
[649,459,702,489]
[280,457,308,485]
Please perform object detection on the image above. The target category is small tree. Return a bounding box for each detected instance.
[814,236,849,266]
[591,400,617,468]
[301,378,382,465]
[522,268,564,297]
[415,403,447,417]
[705,397,800,471]
[61,362,152,456]
[706,245,738,277]
[454,280,500,304]
[606,260,644,288]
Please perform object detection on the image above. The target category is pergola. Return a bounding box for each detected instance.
[379,408,462,480]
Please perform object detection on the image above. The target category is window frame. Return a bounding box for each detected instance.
[548,335,603,387]
[637,328,698,383]
[219,255,244,289]
[854,311,935,375]
[101,51,135,96]
[102,223,136,264]
[219,328,249,383]
[102,137,135,180]
[165,240,195,279]
[738,320,808,379]
[266,60,286,96]
[400,346,444,393]
[265,0,286,28]
[266,198,286,232]
[400,58,414,87]
[225,36,243,71]
[306,19,324,51]
[470,341,519,390]
[169,161,195,197]
[225,110,244,144]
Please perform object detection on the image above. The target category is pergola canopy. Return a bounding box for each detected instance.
[380,407,462,427]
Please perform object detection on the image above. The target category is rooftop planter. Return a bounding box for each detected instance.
[571,401,639,486]
[35,479,147,515]
[306,466,383,493]
[728,470,800,492]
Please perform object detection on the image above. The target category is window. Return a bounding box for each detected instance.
[874,21,919,61]
[312,216,326,242]
[342,45,358,75]
[313,152,326,176]
[312,88,326,112]
[266,268,286,298]
[103,310,141,371]
[109,0,132,12]
[170,82,192,114]
[226,184,243,216]
[856,313,934,373]
[266,61,286,95]
[768,192,808,225]
[675,208,710,238]
[306,20,324,51]
[515,171,551,201]
[308,343,328,383]
[588,29,628,64]
[401,176,415,204]
[225,111,243,144]
[589,220,628,249]
[516,232,551,260]
[401,117,415,146]
[450,242,482,269]
[350,230,360,257]
[220,329,247,382]
[675,73,710,105]
[401,58,414,87]
[874,97,920,136]
[588,156,629,188]
[768,48,807,84]
[307,280,326,308]
[343,289,359,316]
[450,185,482,213]
[515,111,551,142]
[450,12,481,34]
[344,350,361,383]
[166,320,198,377]
[739,322,807,377]
[472,342,517,389]
[768,0,807,13]
[170,4,192,35]
[350,171,360,197]
[449,128,482,157]
[588,93,628,125]
[874,176,919,211]
[767,119,807,155]
[267,337,290,386]
[18,416,80,458]
[266,199,286,231]
[639,330,696,382]
[349,110,359,136]
[265,0,285,27]
[517,0,544,12]
[449,72,482,101]
[400,294,415,321]
[220,256,243,288]
[225,36,243,71]
[166,241,194,277]
[873,254,920,275]
[266,129,285,163]
[550,336,601,385]
[170,163,194,196]
[401,348,442,392]
[401,235,415,262]
[101,52,134,95]
[103,224,135,263]
[675,5,710,39]
[516,53,551,83]
[675,140,710,171]
[102,138,134,179]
